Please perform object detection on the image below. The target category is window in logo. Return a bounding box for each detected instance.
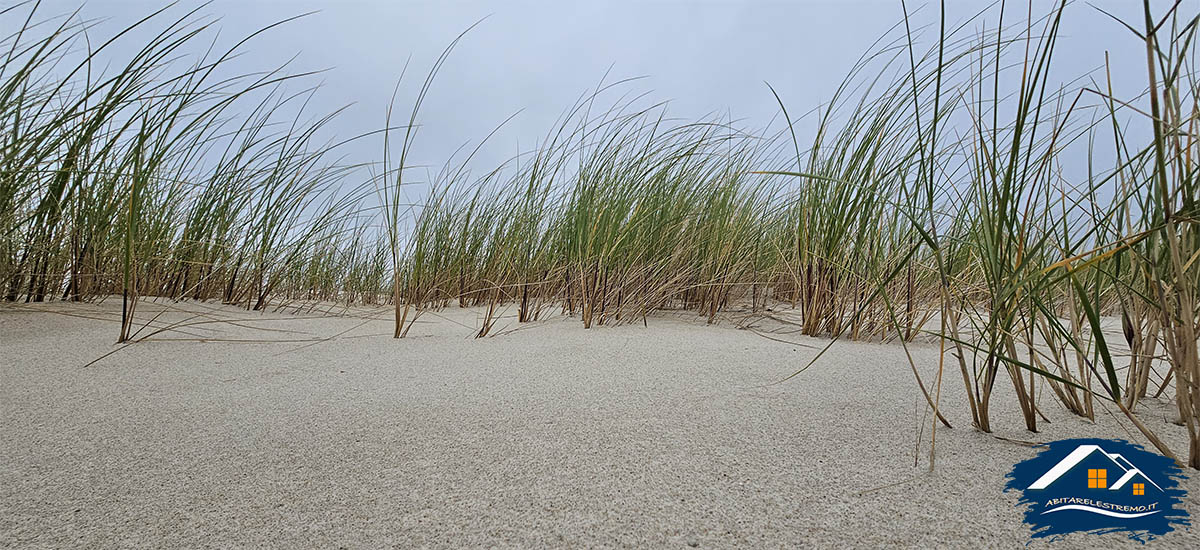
[1134,483,1145,496]
[1087,468,1107,488]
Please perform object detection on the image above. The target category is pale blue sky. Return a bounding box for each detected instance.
[15,0,1190,179]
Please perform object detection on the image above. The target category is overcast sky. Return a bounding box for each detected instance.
[17,0,1191,179]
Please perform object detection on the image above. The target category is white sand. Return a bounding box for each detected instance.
[2,300,1197,548]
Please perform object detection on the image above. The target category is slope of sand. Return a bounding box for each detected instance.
[1,300,1197,548]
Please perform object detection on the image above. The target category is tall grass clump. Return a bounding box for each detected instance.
[889,0,1199,466]
[780,0,1198,467]
[391,94,794,337]
[1122,1,1199,466]
[0,4,377,340]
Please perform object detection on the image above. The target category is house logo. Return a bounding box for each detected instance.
[1004,438,1189,541]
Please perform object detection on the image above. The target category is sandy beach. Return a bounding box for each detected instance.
[2,301,1196,548]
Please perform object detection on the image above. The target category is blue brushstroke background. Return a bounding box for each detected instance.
[1004,438,1189,541]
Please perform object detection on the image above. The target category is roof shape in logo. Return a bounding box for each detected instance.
[1027,444,1163,492]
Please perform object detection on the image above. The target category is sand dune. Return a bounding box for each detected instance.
[2,300,1197,548]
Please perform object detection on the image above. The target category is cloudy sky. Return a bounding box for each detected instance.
[22,0,1184,178]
